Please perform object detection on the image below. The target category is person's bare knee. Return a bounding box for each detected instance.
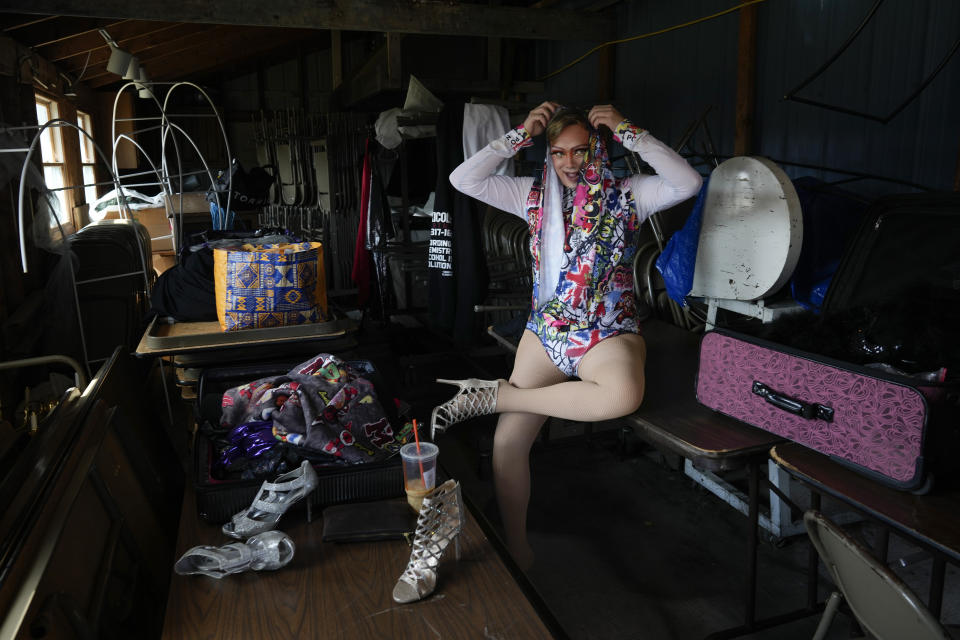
[577,333,647,419]
[613,376,645,415]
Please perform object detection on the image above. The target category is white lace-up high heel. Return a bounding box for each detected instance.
[392,479,465,603]
[430,378,499,439]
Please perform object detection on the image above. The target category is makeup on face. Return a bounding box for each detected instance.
[549,124,590,188]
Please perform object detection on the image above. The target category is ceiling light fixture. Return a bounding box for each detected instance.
[60,72,78,97]
[137,66,153,99]
[123,56,140,81]
[99,28,133,76]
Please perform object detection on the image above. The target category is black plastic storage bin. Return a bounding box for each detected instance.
[192,358,405,523]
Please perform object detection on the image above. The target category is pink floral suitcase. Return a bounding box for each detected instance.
[696,329,932,492]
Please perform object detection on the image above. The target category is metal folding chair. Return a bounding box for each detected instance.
[804,510,950,640]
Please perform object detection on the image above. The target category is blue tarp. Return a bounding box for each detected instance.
[656,178,709,307]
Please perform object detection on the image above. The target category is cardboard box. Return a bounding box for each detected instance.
[102,206,173,252]
[152,252,177,275]
[164,192,209,214]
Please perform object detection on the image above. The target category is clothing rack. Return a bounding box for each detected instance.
[252,110,326,207]
[251,110,370,293]
[259,204,325,241]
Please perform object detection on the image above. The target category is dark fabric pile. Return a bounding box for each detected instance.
[205,353,406,479]
[218,354,402,465]
[148,229,296,322]
[755,285,960,381]
[150,248,217,321]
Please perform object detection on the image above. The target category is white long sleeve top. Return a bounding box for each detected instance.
[449,121,702,296]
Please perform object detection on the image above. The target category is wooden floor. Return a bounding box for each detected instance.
[163,483,557,639]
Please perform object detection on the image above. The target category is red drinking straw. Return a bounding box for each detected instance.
[412,419,426,486]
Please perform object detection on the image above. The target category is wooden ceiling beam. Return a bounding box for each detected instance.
[585,0,623,10]
[5,16,116,48]
[137,28,321,84]
[84,24,252,86]
[85,26,320,87]
[59,22,214,75]
[196,32,332,89]
[0,0,613,41]
[0,14,57,31]
[529,0,562,8]
[42,20,178,63]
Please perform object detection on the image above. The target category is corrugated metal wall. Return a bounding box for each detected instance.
[537,0,960,197]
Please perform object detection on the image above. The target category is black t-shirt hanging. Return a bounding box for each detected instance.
[429,103,488,340]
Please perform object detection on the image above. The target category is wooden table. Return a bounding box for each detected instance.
[623,320,794,639]
[626,320,783,473]
[771,442,960,617]
[162,484,560,639]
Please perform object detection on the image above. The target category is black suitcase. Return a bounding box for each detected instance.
[822,193,960,313]
[192,358,406,523]
[69,220,155,368]
[699,193,960,492]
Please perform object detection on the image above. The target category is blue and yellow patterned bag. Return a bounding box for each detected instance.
[213,242,327,331]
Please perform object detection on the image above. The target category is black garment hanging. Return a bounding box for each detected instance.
[429,103,489,342]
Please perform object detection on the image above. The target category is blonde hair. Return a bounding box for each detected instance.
[545,109,590,144]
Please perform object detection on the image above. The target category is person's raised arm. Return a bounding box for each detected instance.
[588,104,703,217]
[449,101,560,218]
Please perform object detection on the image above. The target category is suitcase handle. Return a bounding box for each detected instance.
[752,381,834,422]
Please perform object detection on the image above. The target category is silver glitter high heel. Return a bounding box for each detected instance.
[222,460,318,539]
[430,378,499,439]
[174,530,295,579]
[392,479,465,603]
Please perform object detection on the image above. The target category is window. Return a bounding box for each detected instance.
[34,94,69,228]
[76,111,98,207]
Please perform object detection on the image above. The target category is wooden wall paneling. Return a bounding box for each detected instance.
[97,90,137,170]
[0,73,47,331]
[487,0,501,87]
[330,30,342,90]
[298,47,308,111]
[734,4,757,157]
[955,136,960,191]
[386,33,402,90]
[501,39,517,101]
[55,97,84,226]
[597,43,613,103]
[488,36,502,85]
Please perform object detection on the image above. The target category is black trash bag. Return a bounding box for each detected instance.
[208,159,276,209]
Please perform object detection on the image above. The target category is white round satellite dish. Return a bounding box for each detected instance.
[689,156,802,301]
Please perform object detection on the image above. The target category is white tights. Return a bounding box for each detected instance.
[492,329,646,569]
